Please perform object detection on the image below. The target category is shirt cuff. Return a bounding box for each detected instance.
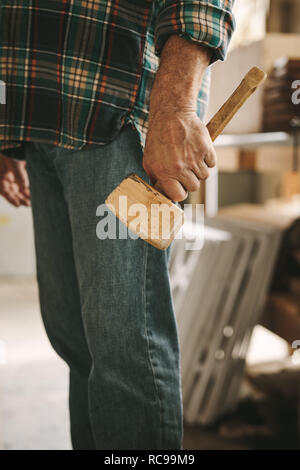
[154,1,236,64]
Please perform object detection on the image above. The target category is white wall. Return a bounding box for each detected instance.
[0,198,36,276]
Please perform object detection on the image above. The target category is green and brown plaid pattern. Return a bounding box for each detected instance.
[0,1,235,157]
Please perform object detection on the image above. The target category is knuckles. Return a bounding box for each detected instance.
[172,159,185,173]
[144,158,185,179]
[186,180,200,192]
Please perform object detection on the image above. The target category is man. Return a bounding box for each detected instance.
[0,1,235,450]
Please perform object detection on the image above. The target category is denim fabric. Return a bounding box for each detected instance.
[24,123,183,450]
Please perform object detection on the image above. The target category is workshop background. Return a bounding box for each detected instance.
[1,0,300,450]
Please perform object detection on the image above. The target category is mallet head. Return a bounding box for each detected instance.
[105,173,184,250]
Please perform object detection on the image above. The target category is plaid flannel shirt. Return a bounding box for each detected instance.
[0,1,235,158]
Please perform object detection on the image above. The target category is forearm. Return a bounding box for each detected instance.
[144,34,216,201]
[143,2,235,201]
[149,34,212,116]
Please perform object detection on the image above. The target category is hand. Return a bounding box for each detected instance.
[143,108,217,202]
[0,153,31,207]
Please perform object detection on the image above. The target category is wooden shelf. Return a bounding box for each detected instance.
[215,132,298,149]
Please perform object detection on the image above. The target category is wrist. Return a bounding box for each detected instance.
[148,105,197,125]
[149,81,199,115]
[149,35,211,115]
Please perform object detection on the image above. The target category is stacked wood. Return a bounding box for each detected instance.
[170,200,300,425]
[218,201,300,442]
[170,212,282,425]
[219,201,300,345]
[263,57,300,132]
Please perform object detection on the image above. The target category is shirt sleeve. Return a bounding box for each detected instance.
[154,0,236,63]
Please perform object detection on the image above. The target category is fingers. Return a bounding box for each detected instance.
[12,161,31,204]
[0,193,20,207]
[154,178,187,202]
[196,125,217,169]
[0,180,21,207]
[17,190,31,207]
[190,161,210,181]
[186,136,216,182]
[0,155,31,207]
[145,162,208,201]
[204,146,217,168]
[0,176,30,207]
[142,114,218,202]
[177,168,201,193]
[145,159,191,201]
[14,161,30,190]
[146,158,211,201]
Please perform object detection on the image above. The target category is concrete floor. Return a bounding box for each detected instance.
[0,277,71,450]
[0,276,291,450]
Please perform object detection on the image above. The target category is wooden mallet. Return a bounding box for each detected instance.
[105,67,267,250]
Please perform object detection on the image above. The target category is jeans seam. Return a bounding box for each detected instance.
[143,242,162,449]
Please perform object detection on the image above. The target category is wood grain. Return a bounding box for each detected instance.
[106,67,267,250]
[207,67,267,141]
[106,173,184,250]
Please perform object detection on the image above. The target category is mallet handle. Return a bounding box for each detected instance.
[206,66,267,142]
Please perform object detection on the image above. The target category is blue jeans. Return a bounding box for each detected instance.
[24,123,183,450]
